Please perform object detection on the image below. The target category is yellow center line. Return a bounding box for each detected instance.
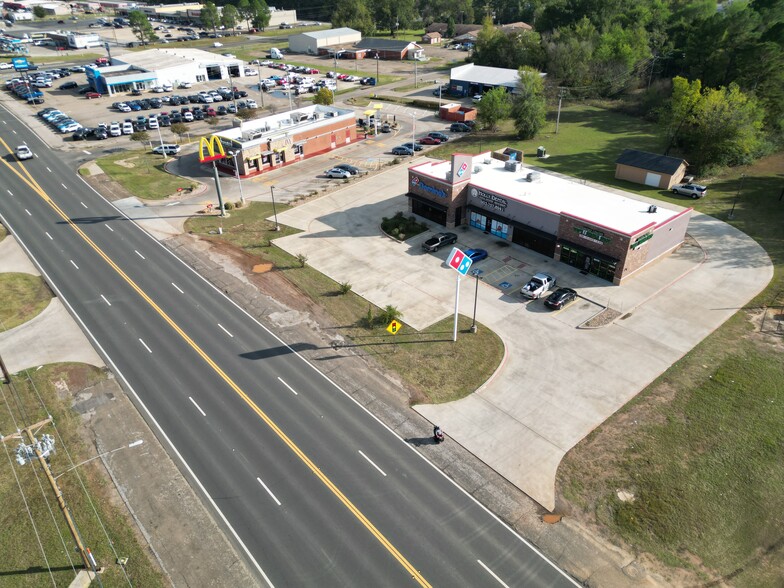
[0,139,431,587]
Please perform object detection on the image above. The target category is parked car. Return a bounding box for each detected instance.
[472,94,482,103]
[544,287,578,310]
[333,164,362,175]
[59,81,78,90]
[325,168,352,179]
[400,142,424,152]
[152,144,181,155]
[418,136,441,145]
[428,131,449,142]
[671,182,707,199]
[422,232,458,252]
[450,122,471,132]
[464,248,488,262]
[15,144,33,160]
[85,92,102,99]
[109,122,121,136]
[391,145,414,156]
[121,121,133,135]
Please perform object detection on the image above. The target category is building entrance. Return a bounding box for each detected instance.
[560,243,618,282]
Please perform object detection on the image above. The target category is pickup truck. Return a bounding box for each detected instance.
[422,232,457,252]
[520,272,556,299]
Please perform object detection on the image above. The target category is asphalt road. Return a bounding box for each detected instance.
[0,104,578,587]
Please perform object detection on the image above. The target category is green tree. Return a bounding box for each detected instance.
[221,4,239,34]
[130,131,149,143]
[332,0,375,36]
[446,16,455,38]
[511,67,547,139]
[251,0,271,31]
[237,0,253,31]
[128,10,158,45]
[313,87,334,105]
[170,122,188,140]
[200,1,220,36]
[476,86,511,131]
[33,5,45,18]
[374,0,417,36]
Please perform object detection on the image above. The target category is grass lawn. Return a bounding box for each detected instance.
[185,202,504,403]
[427,103,784,584]
[96,149,197,200]
[0,364,166,588]
[0,274,51,331]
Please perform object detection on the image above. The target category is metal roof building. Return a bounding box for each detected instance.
[288,27,361,55]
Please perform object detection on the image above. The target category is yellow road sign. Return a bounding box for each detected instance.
[386,320,402,335]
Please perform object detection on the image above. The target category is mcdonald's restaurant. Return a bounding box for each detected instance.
[407,149,692,285]
[204,104,358,178]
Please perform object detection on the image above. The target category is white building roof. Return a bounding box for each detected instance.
[115,48,241,70]
[450,64,520,88]
[412,154,684,235]
[299,28,360,40]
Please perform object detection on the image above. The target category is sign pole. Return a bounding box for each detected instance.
[453,273,460,342]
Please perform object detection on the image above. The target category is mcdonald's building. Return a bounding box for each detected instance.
[205,104,358,177]
[407,148,692,285]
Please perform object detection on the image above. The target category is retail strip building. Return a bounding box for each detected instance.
[407,149,692,284]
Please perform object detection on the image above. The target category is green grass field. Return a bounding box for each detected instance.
[0,273,51,331]
[95,149,197,200]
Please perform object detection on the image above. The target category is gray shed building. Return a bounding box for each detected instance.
[288,28,361,55]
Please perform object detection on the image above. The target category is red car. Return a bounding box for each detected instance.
[204,107,217,117]
[85,92,102,99]
[418,136,441,145]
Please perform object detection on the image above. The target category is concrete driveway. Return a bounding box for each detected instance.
[260,161,774,511]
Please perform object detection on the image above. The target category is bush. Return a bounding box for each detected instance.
[378,305,402,325]
[296,253,307,267]
[381,211,428,241]
[223,201,234,210]
[234,200,243,208]
[338,281,352,294]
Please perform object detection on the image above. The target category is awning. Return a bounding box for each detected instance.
[260,150,273,155]
[407,192,448,212]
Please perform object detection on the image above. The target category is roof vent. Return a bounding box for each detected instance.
[648,204,658,213]
[473,166,481,173]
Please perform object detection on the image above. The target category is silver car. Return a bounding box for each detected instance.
[671,183,707,199]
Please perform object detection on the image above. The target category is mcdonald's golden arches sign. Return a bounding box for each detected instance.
[198,135,227,163]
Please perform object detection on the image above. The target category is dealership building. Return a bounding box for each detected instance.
[407,150,691,284]
[85,48,246,95]
[208,104,358,177]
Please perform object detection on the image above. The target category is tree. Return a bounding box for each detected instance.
[170,123,188,140]
[251,0,271,31]
[331,0,375,36]
[237,0,253,31]
[130,131,149,143]
[33,5,46,18]
[221,4,239,34]
[511,67,547,139]
[373,0,417,36]
[313,87,334,105]
[200,1,220,36]
[128,10,158,45]
[446,16,455,39]
[476,86,511,131]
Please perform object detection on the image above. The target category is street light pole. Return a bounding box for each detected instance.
[411,112,416,154]
[375,54,379,83]
[228,150,245,205]
[270,185,279,230]
[256,67,264,108]
[212,160,226,217]
[470,269,480,333]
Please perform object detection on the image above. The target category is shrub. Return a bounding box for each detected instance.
[365,306,374,328]
[234,200,243,208]
[224,201,234,210]
[296,253,307,267]
[378,305,402,325]
[338,281,352,294]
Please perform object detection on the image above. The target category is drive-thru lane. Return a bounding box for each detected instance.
[0,105,577,587]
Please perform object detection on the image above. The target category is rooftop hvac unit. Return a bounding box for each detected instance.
[504,160,521,172]
[483,159,492,164]
[473,166,481,173]
[648,204,658,213]
[525,172,540,182]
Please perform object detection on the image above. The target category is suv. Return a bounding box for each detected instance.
[450,122,471,132]
[422,232,458,252]
[152,144,181,155]
[428,131,449,142]
[671,182,707,199]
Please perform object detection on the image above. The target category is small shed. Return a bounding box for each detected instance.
[439,103,476,123]
[421,32,441,44]
[615,149,688,189]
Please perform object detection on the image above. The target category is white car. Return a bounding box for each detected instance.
[152,144,181,155]
[0,62,13,70]
[472,94,482,103]
[244,68,258,76]
[117,103,131,112]
[151,86,165,93]
[162,83,173,92]
[33,80,52,88]
[244,99,257,108]
[325,168,351,179]
[109,123,121,137]
[15,144,33,160]
[179,81,192,88]
[222,53,236,58]
[213,42,223,47]
[122,122,133,135]
[182,111,193,122]
[148,116,159,129]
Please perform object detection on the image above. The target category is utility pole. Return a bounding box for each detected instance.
[555,87,567,134]
[3,418,96,572]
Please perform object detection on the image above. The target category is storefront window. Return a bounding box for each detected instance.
[470,211,486,230]
[294,144,304,155]
[490,219,508,239]
[196,75,206,83]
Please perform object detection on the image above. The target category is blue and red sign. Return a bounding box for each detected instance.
[447,247,472,276]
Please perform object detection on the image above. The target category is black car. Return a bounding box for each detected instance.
[544,287,578,310]
[450,122,471,132]
[334,163,362,175]
[428,131,449,142]
[72,128,90,140]
[159,115,171,126]
[138,100,151,110]
[59,81,78,90]
[422,232,458,252]
[149,98,162,108]
[192,109,204,120]
[94,129,109,140]
[216,105,227,115]
[131,88,142,96]
[170,112,182,123]
[188,94,201,103]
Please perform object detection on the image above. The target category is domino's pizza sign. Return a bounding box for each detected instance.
[447,247,472,276]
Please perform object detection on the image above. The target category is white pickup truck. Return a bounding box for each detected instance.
[521,272,556,299]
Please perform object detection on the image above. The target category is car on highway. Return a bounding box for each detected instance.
[671,182,707,199]
[325,168,352,179]
[15,144,33,160]
[464,248,488,262]
[422,232,458,252]
[418,136,441,145]
[152,144,181,155]
[391,145,414,156]
[544,287,578,310]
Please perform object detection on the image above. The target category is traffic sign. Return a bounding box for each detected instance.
[386,320,402,335]
[447,247,472,276]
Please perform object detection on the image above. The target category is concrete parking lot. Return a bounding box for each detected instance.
[271,161,773,510]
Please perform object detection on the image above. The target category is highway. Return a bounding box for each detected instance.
[0,105,577,587]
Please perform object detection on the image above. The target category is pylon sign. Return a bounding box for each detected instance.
[198,135,227,163]
[447,247,472,276]
[386,320,402,335]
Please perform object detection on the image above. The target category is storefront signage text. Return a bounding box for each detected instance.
[574,226,612,245]
[411,175,447,199]
[630,232,653,250]
[472,188,507,211]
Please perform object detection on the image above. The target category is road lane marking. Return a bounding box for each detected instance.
[477,560,510,587]
[257,477,281,506]
[171,282,184,294]
[189,396,206,416]
[80,201,88,208]
[104,224,114,232]
[46,167,52,172]
[358,450,387,477]
[165,201,181,206]
[6,190,11,196]
[25,209,31,216]
[0,147,432,588]
[218,323,233,338]
[70,259,79,269]
[61,183,68,189]
[139,338,152,353]
[45,232,52,240]
[134,249,145,260]
[101,294,111,306]
[82,150,91,155]
[277,377,298,396]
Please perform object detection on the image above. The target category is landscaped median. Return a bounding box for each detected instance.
[185,202,505,404]
[95,149,197,200]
